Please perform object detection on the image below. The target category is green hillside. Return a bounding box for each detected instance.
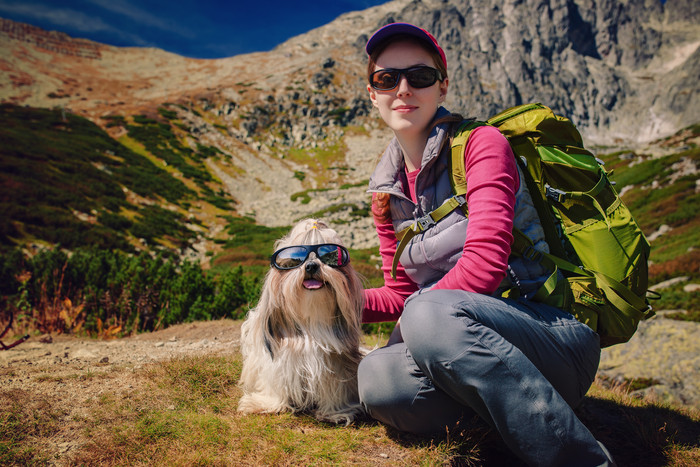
[0,104,231,255]
[0,103,698,337]
[598,125,700,317]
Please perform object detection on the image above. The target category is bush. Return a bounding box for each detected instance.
[0,248,263,336]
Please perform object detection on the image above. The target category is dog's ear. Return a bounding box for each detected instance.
[331,266,365,344]
[254,269,305,359]
[250,270,284,359]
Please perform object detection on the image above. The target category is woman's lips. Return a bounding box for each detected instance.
[393,105,417,113]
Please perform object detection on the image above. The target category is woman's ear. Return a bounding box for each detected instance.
[367,83,379,108]
[438,77,449,103]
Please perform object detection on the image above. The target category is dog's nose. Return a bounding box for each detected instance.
[305,261,319,274]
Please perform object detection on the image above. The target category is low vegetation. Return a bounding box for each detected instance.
[0,247,259,337]
[599,123,700,318]
[0,104,201,253]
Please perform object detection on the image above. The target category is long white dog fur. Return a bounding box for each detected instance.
[238,219,365,424]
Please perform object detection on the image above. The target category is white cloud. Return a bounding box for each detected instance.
[0,1,158,46]
[0,1,113,33]
[85,0,195,38]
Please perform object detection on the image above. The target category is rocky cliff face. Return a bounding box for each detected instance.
[2,0,699,144]
[357,0,700,145]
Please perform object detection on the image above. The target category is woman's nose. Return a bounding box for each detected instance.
[396,75,413,96]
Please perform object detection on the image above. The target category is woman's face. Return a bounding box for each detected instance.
[367,40,449,138]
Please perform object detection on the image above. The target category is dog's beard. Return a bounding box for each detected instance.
[264,259,361,354]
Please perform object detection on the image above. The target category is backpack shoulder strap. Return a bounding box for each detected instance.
[389,120,486,280]
[449,120,489,197]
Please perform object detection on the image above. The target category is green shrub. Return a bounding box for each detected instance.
[157,108,178,120]
[0,248,263,335]
[133,115,158,125]
[98,211,133,230]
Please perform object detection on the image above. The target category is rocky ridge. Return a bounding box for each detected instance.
[1,3,698,254]
[1,3,699,247]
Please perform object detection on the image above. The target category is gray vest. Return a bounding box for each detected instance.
[368,108,550,297]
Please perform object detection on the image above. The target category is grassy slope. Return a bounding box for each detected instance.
[0,104,230,255]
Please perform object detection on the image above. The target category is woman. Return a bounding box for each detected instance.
[358,23,615,466]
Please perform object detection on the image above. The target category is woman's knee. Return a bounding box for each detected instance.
[400,290,469,362]
[358,344,467,434]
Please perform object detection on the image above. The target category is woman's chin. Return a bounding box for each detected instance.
[385,114,434,135]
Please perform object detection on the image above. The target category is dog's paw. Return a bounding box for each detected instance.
[238,393,288,415]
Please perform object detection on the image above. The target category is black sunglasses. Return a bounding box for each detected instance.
[270,243,350,270]
[369,66,443,91]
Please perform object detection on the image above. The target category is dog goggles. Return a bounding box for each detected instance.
[270,243,350,270]
[369,66,443,91]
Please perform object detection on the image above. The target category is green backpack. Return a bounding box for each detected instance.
[394,103,655,347]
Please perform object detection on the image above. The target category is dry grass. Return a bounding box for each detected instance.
[580,378,700,466]
[1,345,698,466]
[46,354,502,466]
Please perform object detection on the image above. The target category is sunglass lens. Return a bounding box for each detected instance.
[371,70,399,90]
[317,244,346,267]
[274,246,307,269]
[406,68,438,88]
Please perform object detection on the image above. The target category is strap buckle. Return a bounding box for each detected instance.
[522,245,543,263]
[416,214,436,231]
[545,185,567,203]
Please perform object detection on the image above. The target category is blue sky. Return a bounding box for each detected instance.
[0,0,388,58]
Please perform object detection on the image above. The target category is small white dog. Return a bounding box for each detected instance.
[238,219,365,424]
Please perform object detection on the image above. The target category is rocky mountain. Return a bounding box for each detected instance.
[3,0,699,141]
[0,0,699,253]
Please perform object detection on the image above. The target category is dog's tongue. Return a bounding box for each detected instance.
[303,279,323,290]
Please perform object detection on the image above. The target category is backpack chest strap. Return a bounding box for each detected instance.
[391,194,466,280]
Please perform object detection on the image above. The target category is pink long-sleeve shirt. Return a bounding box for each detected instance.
[363,125,519,323]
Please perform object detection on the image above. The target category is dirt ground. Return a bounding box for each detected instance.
[0,319,243,460]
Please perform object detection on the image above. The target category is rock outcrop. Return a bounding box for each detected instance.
[599,315,700,409]
[350,0,700,145]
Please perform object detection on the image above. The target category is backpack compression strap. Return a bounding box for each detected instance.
[390,120,485,280]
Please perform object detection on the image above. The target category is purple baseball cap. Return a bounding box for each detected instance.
[365,22,447,69]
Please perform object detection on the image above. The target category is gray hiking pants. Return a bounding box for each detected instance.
[358,289,613,466]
